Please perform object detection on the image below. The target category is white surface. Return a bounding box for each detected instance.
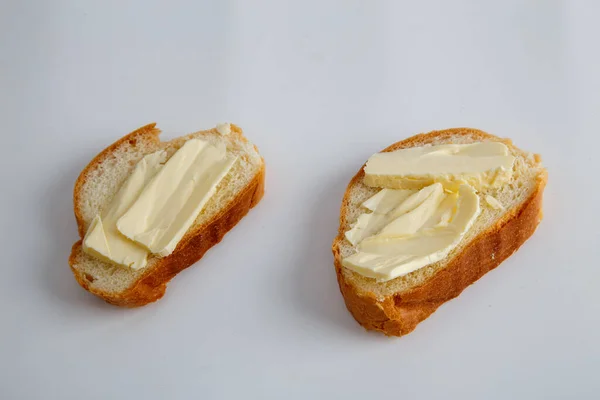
[1,1,598,399]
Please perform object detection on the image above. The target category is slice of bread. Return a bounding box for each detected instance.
[69,123,265,307]
[332,128,547,336]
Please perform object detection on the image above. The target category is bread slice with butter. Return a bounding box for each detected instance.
[332,128,547,336]
[69,123,264,307]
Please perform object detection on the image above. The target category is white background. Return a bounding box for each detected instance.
[1,1,598,399]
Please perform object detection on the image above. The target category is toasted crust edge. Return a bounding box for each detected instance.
[332,128,547,336]
[69,125,265,307]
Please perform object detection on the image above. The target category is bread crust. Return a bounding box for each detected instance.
[69,124,265,307]
[332,128,547,336]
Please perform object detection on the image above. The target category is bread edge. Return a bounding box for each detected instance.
[69,124,265,307]
[331,128,548,336]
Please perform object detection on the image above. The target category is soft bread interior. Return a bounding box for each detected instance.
[337,128,546,300]
[71,125,263,294]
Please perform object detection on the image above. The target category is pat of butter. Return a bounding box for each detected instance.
[363,188,415,214]
[216,123,231,136]
[379,183,444,236]
[117,138,237,257]
[82,150,167,269]
[363,142,515,190]
[342,184,480,281]
[345,213,388,247]
[345,189,415,246]
[485,195,504,210]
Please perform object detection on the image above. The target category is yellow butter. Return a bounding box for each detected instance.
[378,183,445,237]
[82,150,167,270]
[362,188,415,213]
[345,189,415,246]
[342,184,481,281]
[216,123,231,136]
[485,194,504,210]
[363,142,515,190]
[117,138,237,257]
[344,213,388,247]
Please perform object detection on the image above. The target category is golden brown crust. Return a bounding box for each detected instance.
[69,124,265,307]
[332,128,547,336]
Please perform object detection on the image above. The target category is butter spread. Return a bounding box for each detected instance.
[378,183,444,236]
[345,188,415,246]
[362,188,415,214]
[485,195,504,210]
[363,142,515,190]
[342,184,480,281]
[82,150,167,269]
[216,123,231,136]
[117,138,237,257]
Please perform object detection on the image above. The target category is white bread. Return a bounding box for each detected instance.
[69,123,265,307]
[332,128,547,336]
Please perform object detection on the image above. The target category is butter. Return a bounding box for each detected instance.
[362,188,415,214]
[216,123,231,136]
[117,138,237,257]
[345,213,386,247]
[82,150,167,269]
[342,184,481,281]
[378,183,444,236]
[345,189,415,246]
[485,195,504,210]
[363,142,515,190]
